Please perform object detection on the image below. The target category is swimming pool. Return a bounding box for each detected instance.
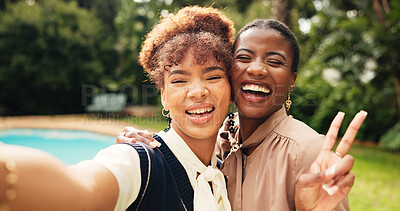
[0,128,116,164]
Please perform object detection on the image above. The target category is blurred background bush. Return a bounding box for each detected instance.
[0,0,399,149]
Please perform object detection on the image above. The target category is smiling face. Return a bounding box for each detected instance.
[231,28,297,120]
[161,50,231,142]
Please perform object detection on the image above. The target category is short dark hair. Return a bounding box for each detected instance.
[233,19,300,73]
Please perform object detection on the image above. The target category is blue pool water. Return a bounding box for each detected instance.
[0,128,116,164]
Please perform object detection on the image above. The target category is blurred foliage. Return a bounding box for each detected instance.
[0,0,117,114]
[0,0,399,143]
[291,0,399,142]
[380,122,400,152]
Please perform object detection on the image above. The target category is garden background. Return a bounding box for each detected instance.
[0,0,399,210]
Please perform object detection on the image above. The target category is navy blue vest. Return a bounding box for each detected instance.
[122,134,194,211]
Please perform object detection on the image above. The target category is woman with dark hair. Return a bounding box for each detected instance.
[215,19,366,211]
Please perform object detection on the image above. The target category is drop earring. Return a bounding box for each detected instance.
[228,104,236,135]
[285,91,292,111]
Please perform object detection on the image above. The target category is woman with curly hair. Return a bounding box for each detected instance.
[0,6,235,211]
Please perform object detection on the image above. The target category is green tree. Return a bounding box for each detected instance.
[0,0,116,114]
[292,0,399,141]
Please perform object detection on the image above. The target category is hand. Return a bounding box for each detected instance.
[295,110,368,211]
[115,127,161,148]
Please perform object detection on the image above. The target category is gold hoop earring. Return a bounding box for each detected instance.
[162,107,170,117]
[285,92,292,111]
[162,107,171,132]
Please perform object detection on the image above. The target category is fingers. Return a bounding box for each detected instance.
[297,155,354,189]
[335,110,368,157]
[133,130,154,140]
[130,131,159,148]
[297,164,335,188]
[323,172,355,196]
[115,135,136,144]
[123,127,137,132]
[321,155,354,193]
[321,112,345,153]
[118,127,160,148]
[336,172,355,196]
[333,155,354,177]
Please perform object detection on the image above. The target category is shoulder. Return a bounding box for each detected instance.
[275,115,324,148]
[89,143,146,210]
[93,143,140,164]
[274,116,324,173]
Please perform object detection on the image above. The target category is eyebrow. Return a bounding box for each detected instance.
[236,48,287,62]
[168,70,190,77]
[203,66,224,74]
[236,48,254,54]
[266,52,286,62]
[168,66,224,78]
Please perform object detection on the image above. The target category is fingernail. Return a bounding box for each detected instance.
[149,141,161,148]
[359,110,368,117]
[322,184,329,192]
[130,138,136,143]
[337,111,345,118]
[322,179,335,190]
[149,142,157,148]
[326,186,339,195]
[325,165,336,177]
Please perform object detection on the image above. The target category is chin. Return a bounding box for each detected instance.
[237,103,280,120]
[186,127,218,140]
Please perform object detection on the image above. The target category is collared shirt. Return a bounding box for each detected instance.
[215,106,350,211]
[85,126,230,211]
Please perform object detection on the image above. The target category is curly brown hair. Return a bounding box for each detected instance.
[139,6,235,89]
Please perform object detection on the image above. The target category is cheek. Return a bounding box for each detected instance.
[164,87,184,107]
[271,72,292,97]
[231,63,246,76]
[212,81,231,103]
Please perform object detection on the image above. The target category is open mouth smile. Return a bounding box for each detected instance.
[185,105,215,124]
[239,82,272,102]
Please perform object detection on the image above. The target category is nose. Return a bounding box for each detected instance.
[187,82,209,100]
[246,61,268,77]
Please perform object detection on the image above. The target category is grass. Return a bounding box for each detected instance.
[349,145,400,210]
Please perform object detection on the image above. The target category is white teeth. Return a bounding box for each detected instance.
[242,84,270,94]
[187,107,213,114]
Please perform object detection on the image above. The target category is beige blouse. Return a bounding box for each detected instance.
[216,106,350,211]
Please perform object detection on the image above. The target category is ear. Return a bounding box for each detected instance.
[290,72,297,91]
[160,89,168,110]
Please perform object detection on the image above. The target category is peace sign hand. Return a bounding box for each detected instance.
[295,110,368,211]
